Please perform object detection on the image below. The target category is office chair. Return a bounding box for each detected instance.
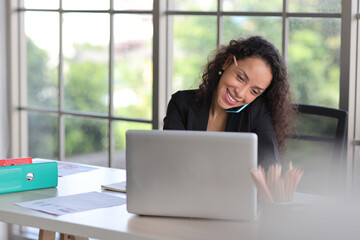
[283,104,348,195]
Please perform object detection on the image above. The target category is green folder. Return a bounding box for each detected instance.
[0,162,58,194]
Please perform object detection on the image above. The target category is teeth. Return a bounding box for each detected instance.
[227,89,237,103]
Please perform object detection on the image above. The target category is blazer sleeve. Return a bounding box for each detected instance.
[163,91,187,130]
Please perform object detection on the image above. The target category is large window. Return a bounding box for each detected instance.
[10,0,356,173]
[167,0,341,108]
[13,0,154,168]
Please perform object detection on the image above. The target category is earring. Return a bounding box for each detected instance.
[218,71,223,75]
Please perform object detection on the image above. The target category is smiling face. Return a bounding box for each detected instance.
[214,56,273,111]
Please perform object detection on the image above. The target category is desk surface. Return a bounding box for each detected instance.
[1,162,360,240]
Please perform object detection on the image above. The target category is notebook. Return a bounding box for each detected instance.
[101,181,126,193]
[126,130,258,221]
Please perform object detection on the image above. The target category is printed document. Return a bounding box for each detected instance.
[15,191,126,216]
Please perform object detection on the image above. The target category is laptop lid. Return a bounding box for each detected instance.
[126,130,258,221]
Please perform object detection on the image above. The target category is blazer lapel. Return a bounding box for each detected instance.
[225,111,250,132]
[188,101,210,131]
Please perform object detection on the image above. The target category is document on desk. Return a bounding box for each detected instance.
[15,191,126,216]
[56,161,97,177]
[33,158,97,177]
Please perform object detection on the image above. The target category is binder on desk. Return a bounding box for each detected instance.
[0,162,58,194]
[0,157,32,166]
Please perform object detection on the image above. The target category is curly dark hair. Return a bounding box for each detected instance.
[197,36,297,154]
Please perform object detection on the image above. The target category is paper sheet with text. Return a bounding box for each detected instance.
[15,191,126,216]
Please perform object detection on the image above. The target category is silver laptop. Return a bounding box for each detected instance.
[126,130,258,221]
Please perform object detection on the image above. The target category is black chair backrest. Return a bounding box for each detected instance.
[284,104,348,194]
[292,104,348,163]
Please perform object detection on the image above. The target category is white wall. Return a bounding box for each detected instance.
[1,0,10,238]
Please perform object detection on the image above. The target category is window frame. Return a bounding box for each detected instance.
[348,0,360,186]
[9,0,157,167]
[7,0,359,182]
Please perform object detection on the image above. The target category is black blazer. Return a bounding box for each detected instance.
[163,90,280,168]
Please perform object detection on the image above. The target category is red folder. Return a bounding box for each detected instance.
[0,157,32,167]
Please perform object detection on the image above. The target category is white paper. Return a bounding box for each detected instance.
[33,158,97,177]
[15,191,126,216]
[56,161,97,177]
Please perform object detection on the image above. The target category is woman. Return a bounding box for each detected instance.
[163,36,296,168]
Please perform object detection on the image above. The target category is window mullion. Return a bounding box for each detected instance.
[18,0,28,158]
[282,0,289,62]
[339,0,359,190]
[109,0,114,167]
[217,0,223,46]
[153,0,167,129]
[59,0,65,161]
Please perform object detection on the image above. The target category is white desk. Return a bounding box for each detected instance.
[1,162,360,240]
